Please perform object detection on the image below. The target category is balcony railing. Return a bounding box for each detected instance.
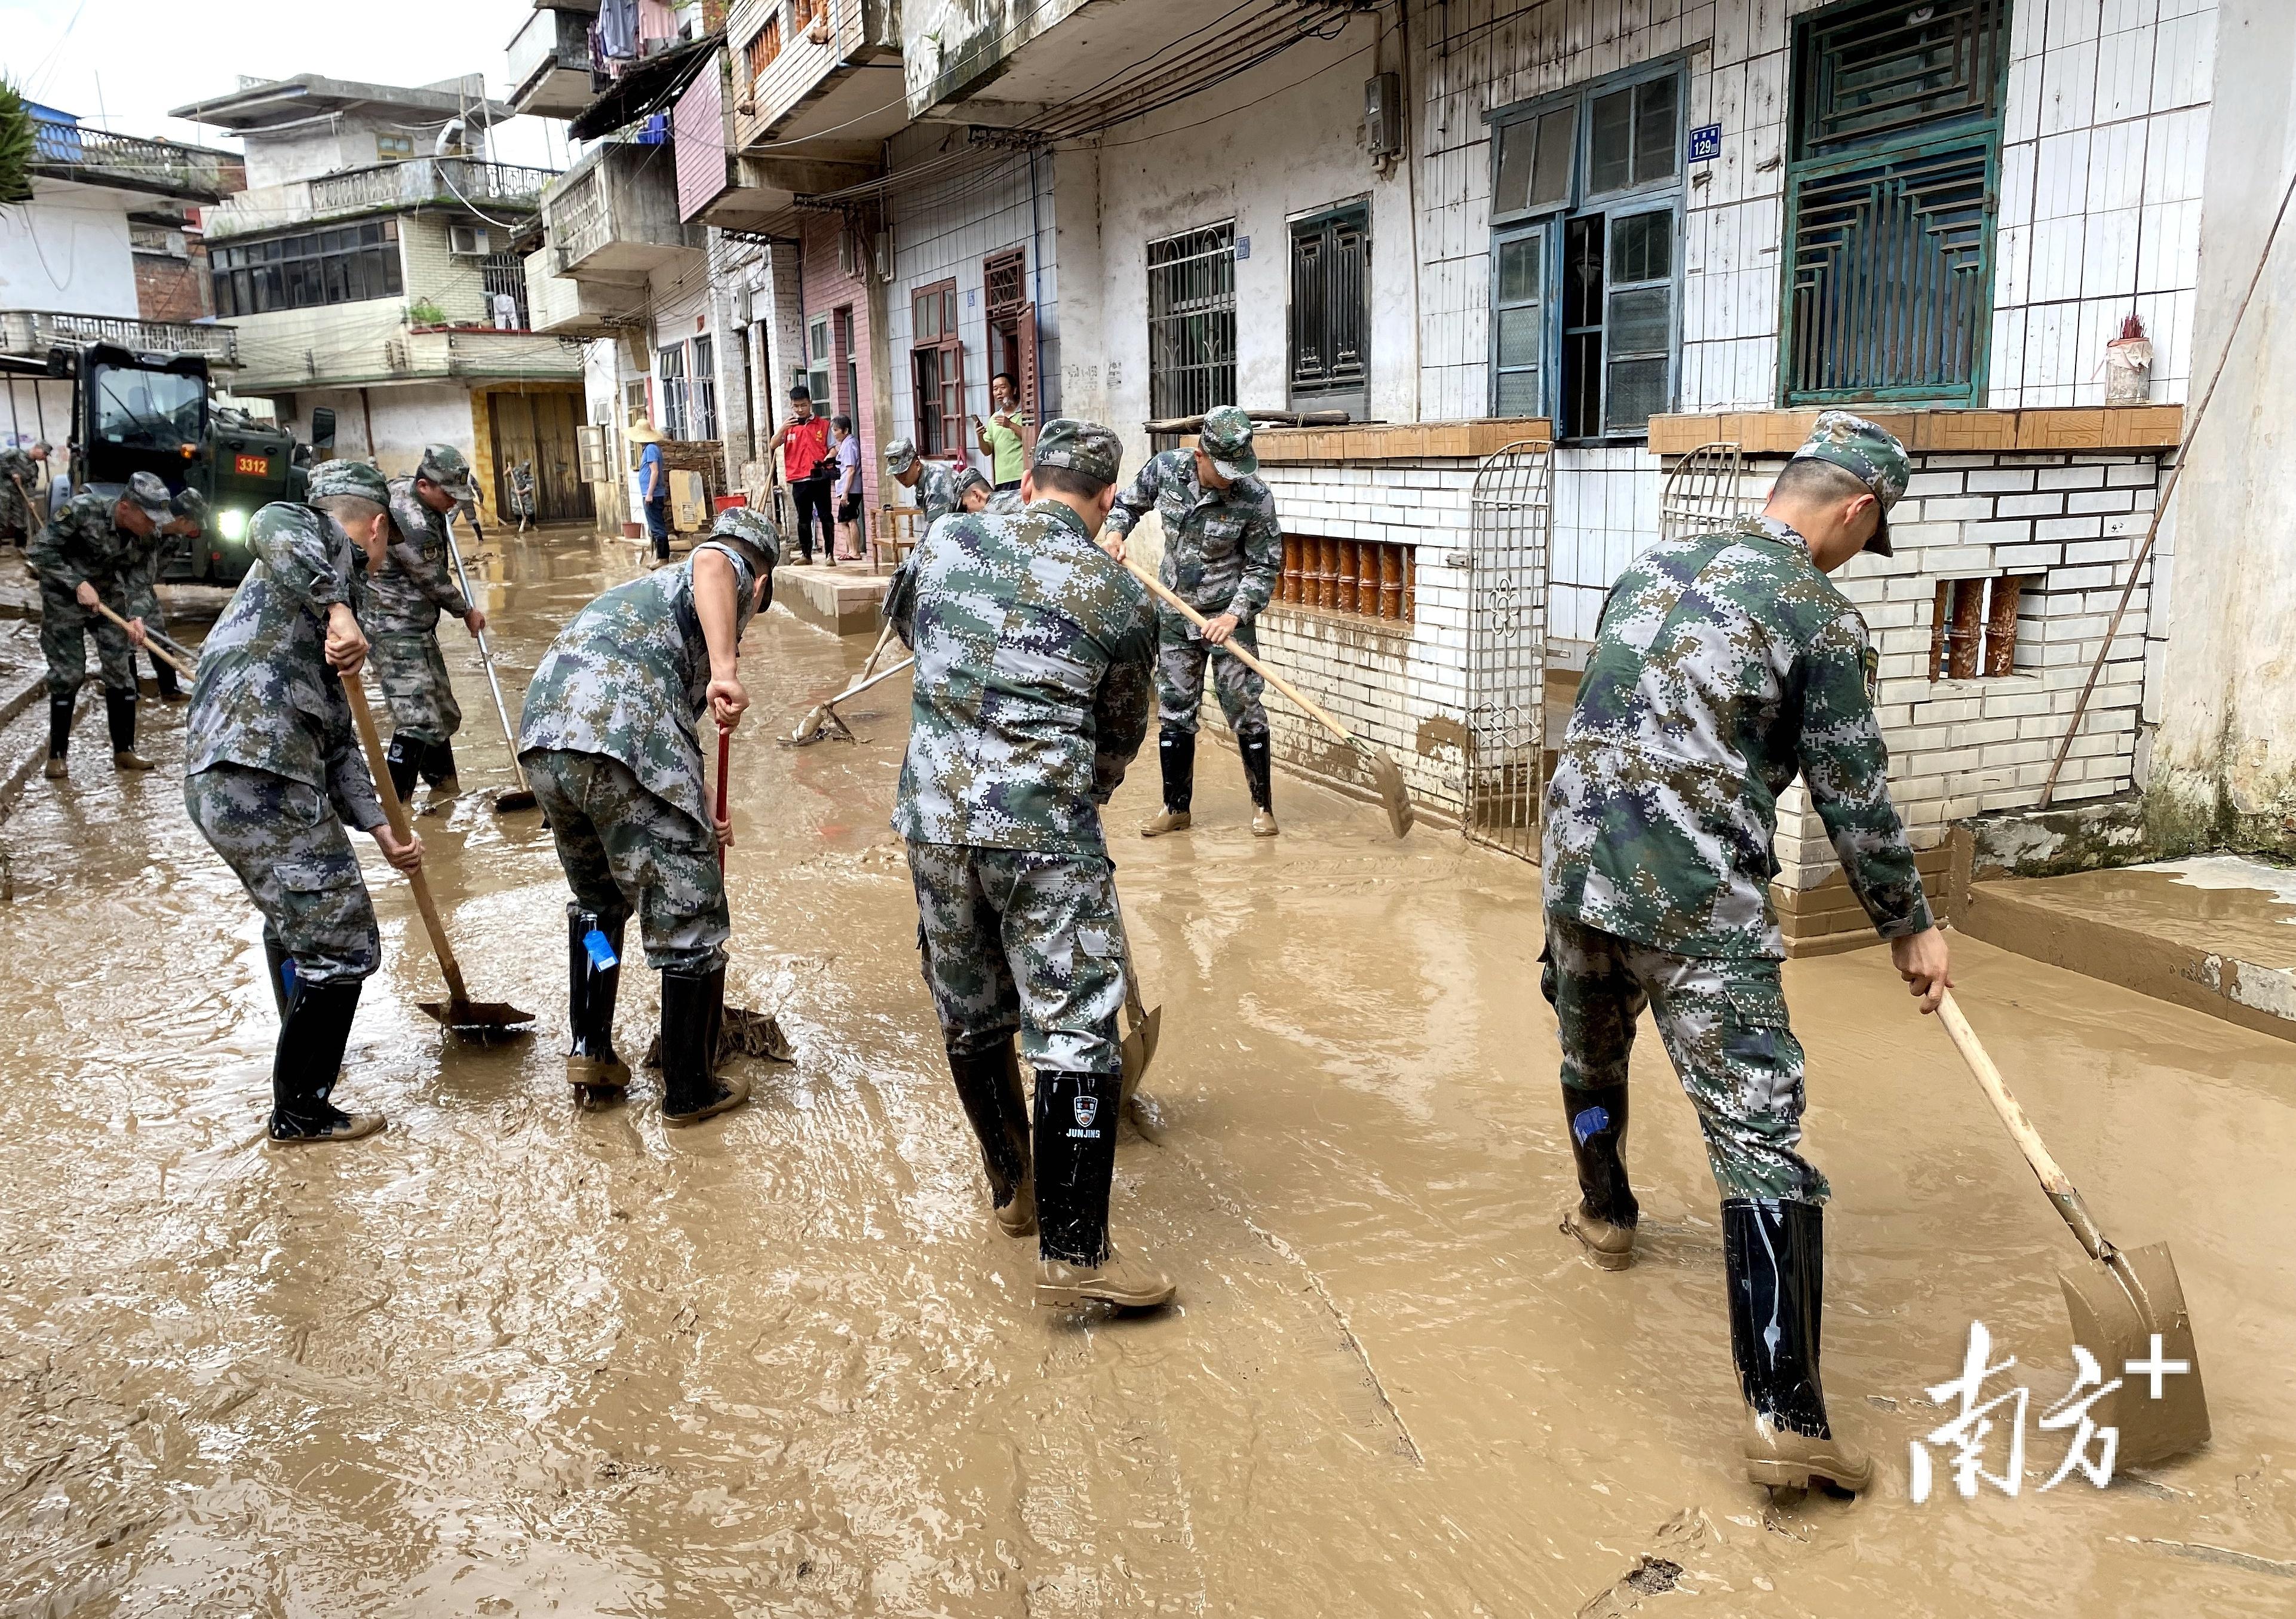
[27,115,240,201]
[547,164,613,272]
[306,158,559,218]
[0,309,240,369]
[730,0,885,145]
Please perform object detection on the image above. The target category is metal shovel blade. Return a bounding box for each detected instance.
[2059,1241,2209,1469]
[416,999,536,1040]
[1367,748,1415,839]
[492,787,538,814]
[1119,1002,1162,1111]
[640,1006,795,1068]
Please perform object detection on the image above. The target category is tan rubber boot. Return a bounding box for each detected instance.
[996,1174,1038,1239]
[268,1113,386,1148]
[664,1072,750,1127]
[1561,1202,1635,1270]
[42,756,66,780]
[1036,1244,1176,1310]
[1251,807,1280,837]
[1742,1409,1875,1494]
[1140,810,1192,838]
[567,1053,631,1093]
[113,749,156,771]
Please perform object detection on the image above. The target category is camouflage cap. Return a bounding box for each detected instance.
[171,486,210,523]
[306,458,392,507]
[709,503,781,566]
[883,436,919,473]
[1029,418,1122,486]
[1197,404,1258,479]
[1788,410,1910,557]
[953,467,992,498]
[123,470,174,526]
[416,443,480,500]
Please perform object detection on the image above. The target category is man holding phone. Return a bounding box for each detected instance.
[972,371,1030,493]
[766,384,835,565]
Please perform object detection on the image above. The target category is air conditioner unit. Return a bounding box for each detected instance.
[449,224,491,256]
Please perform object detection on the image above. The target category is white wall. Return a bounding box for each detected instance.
[0,180,139,319]
[280,384,473,480]
[1092,21,1417,472]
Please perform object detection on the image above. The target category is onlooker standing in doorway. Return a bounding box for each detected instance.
[972,372,1029,495]
[633,421,671,565]
[766,385,835,566]
[831,414,864,562]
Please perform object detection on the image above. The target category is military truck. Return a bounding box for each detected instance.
[31,340,334,584]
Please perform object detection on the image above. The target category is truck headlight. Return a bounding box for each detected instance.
[219,508,248,543]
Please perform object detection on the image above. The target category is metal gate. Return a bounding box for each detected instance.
[1659,441,1752,541]
[1464,441,1553,861]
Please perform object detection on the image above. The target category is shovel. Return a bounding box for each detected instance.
[781,652,916,746]
[788,620,900,746]
[1118,924,1161,1119]
[443,513,537,812]
[88,597,195,680]
[343,664,535,1038]
[1117,558,1414,838]
[1936,992,2208,1468]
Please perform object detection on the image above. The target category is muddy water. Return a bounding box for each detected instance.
[2,531,2293,1615]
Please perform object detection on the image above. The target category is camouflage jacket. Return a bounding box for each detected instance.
[370,476,472,637]
[1541,515,1932,959]
[122,520,170,617]
[1103,448,1282,625]
[517,539,762,830]
[0,449,41,531]
[29,491,135,600]
[912,461,960,527]
[184,502,384,830]
[886,498,1156,854]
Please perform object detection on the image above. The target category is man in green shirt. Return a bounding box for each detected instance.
[972,372,1029,493]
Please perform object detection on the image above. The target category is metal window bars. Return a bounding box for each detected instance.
[1929,575,2024,679]
[1277,535,1413,623]
[1464,441,1554,863]
[1147,223,1237,430]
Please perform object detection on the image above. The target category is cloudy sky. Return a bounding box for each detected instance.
[4,0,570,168]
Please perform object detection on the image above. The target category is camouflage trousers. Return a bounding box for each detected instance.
[905,841,1131,1076]
[184,763,381,984]
[524,747,728,973]
[38,579,134,697]
[1540,914,1828,1206]
[369,630,463,746]
[1155,607,1267,738]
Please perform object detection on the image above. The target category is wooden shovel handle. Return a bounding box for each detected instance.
[1936,991,2114,1262]
[342,661,472,1007]
[716,725,731,875]
[1117,554,1364,753]
[88,596,196,679]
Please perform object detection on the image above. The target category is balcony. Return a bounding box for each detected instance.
[205,159,558,242]
[0,309,240,370]
[541,143,700,284]
[526,252,645,339]
[27,114,243,203]
[508,8,596,119]
[223,303,585,394]
[730,0,901,147]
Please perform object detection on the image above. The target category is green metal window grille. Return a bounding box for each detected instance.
[1148,222,1237,425]
[1781,0,2009,406]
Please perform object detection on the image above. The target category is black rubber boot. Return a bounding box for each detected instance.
[269,976,385,1145]
[383,734,423,804]
[1724,1197,1873,1492]
[262,937,294,1020]
[566,906,631,1093]
[1239,731,1278,836]
[1561,1083,1638,1268]
[660,964,748,1126]
[1141,725,1195,836]
[150,649,180,701]
[106,688,154,770]
[1030,1069,1121,1266]
[946,1040,1035,1235]
[43,695,73,778]
[420,738,458,792]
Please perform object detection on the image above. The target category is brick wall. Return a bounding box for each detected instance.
[133,253,208,324]
[397,213,492,324]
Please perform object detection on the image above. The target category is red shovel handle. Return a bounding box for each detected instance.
[716,724,732,874]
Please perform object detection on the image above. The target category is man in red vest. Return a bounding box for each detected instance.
[766,384,835,566]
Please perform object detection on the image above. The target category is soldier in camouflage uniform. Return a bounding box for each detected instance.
[31,471,171,778]
[183,459,426,1146]
[951,466,993,514]
[519,505,781,1126]
[122,486,206,703]
[1103,405,1285,839]
[0,440,49,545]
[883,437,960,529]
[1539,412,1954,1496]
[373,444,487,805]
[887,418,1173,1312]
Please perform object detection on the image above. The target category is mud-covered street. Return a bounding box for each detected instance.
[1,531,2292,1616]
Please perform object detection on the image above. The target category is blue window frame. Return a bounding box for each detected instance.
[1488,59,1686,441]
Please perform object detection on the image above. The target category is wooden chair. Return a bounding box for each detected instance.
[874,504,922,574]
